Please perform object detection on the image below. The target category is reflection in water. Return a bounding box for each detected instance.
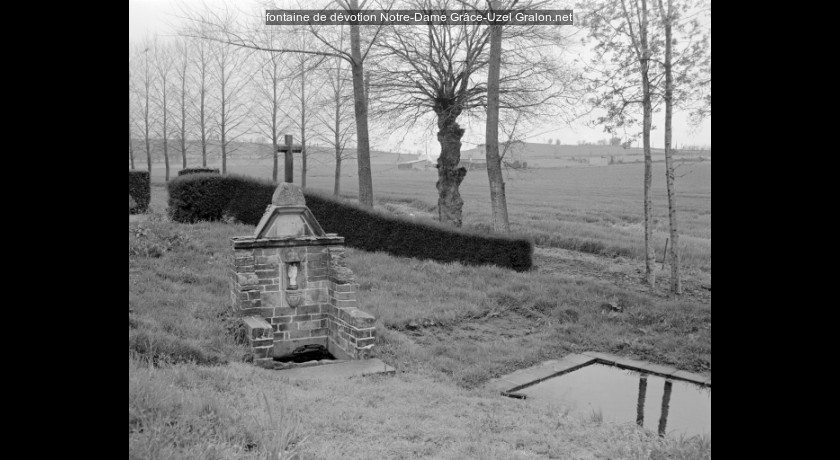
[520,364,710,438]
[636,376,647,427]
[658,380,673,436]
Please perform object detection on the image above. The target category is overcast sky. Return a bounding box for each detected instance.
[129,0,711,153]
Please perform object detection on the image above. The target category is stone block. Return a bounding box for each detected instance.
[288,329,312,339]
[333,299,358,309]
[240,306,274,318]
[261,291,284,308]
[332,290,356,301]
[237,273,259,286]
[256,269,279,279]
[332,282,356,293]
[304,289,327,303]
[309,327,329,337]
[254,347,272,359]
[297,320,323,331]
[297,303,321,315]
[347,309,376,328]
[355,337,375,348]
[242,316,273,339]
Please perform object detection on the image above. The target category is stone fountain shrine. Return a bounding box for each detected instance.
[230,184,377,368]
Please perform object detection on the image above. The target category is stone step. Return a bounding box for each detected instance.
[275,358,395,380]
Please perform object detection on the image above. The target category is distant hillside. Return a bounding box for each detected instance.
[129,138,414,166]
[459,142,711,167]
[129,138,710,170]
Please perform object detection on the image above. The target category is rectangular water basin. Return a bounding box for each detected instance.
[515,363,711,438]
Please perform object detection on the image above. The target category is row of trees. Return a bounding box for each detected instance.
[128,28,358,189]
[130,0,710,295]
[582,0,710,294]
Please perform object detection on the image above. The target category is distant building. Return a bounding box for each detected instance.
[458,158,487,170]
[398,159,432,170]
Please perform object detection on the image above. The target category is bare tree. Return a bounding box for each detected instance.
[135,39,156,174]
[372,0,571,227]
[178,0,388,207]
[251,27,289,182]
[484,0,511,232]
[152,39,175,181]
[174,37,191,170]
[315,46,357,196]
[210,40,253,173]
[581,0,662,286]
[189,38,213,167]
[284,33,325,188]
[129,58,136,170]
[655,0,710,295]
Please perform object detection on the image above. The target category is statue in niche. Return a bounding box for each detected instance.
[287,263,299,289]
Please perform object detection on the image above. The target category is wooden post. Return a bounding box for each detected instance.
[284,134,294,183]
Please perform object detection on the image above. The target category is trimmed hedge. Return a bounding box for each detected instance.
[167,174,533,271]
[168,174,274,224]
[129,170,151,214]
[178,167,220,176]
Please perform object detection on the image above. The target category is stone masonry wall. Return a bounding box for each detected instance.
[231,239,377,364]
[324,247,376,360]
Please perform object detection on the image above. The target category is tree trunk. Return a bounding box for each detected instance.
[300,59,307,189]
[334,101,342,196]
[220,81,227,174]
[130,68,135,170]
[661,0,681,295]
[163,87,170,181]
[180,63,187,169]
[484,0,510,233]
[129,110,135,171]
[641,0,655,287]
[349,0,373,207]
[180,97,187,169]
[272,74,279,183]
[436,113,467,227]
[200,72,207,168]
[145,101,151,174]
[334,157,342,196]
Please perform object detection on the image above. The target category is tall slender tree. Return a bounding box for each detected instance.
[135,39,156,175]
[484,0,511,232]
[581,0,662,286]
[179,0,386,207]
[210,40,253,173]
[285,42,324,188]
[252,27,289,182]
[129,61,136,170]
[190,38,212,167]
[153,39,175,181]
[315,47,356,196]
[174,37,191,170]
[655,0,710,295]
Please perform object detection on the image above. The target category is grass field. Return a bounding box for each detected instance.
[146,157,711,273]
[130,181,711,458]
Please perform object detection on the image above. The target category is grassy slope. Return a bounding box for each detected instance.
[130,187,711,458]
